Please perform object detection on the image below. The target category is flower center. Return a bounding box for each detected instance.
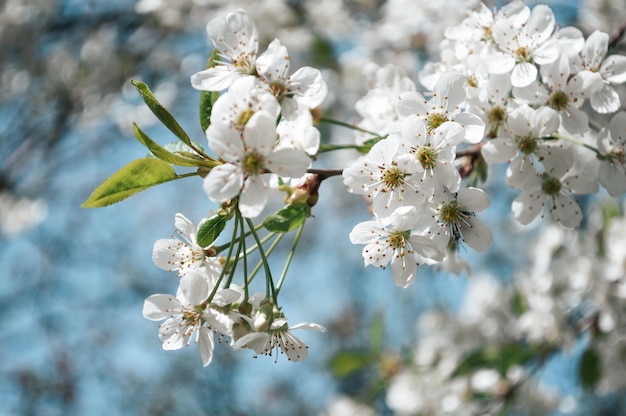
[269,81,289,100]
[417,146,437,170]
[608,146,625,166]
[242,150,265,175]
[517,135,537,155]
[541,173,562,196]
[387,230,410,250]
[236,109,255,128]
[382,165,407,189]
[515,47,532,63]
[549,91,569,111]
[232,52,256,75]
[427,112,448,133]
[439,200,463,225]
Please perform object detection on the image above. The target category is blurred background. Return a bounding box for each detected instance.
[2,0,626,415]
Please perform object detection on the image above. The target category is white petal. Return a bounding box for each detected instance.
[191,66,240,91]
[239,176,269,218]
[396,92,429,118]
[433,72,467,110]
[289,322,327,332]
[481,138,518,164]
[391,255,416,288]
[349,220,386,244]
[243,111,277,153]
[152,238,184,271]
[598,163,626,197]
[457,187,490,212]
[549,194,582,229]
[512,191,544,225]
[562,174,598,195]
[511,62,538,88]
[461,217,492,252]
[363,242,394,268]
[207,122,245,161]
[591,84,621,114]
[179,272,209,306]
[451,112,485,143]
[409,235,443,262]
[265,148,310,178]
[203,163,243,203]
[174,213,196,243]
[602,54,626,84]
[143,294,181,321]
[198,327,215,367]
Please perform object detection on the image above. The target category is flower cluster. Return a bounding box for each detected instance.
[80,1,626,370]
[144,213,325,366]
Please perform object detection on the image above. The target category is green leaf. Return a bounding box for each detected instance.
[81,158,179,208]
[510,290,527,316]
[579,347,602,390]
[197,215,227,248]
[360,136,384,151]
[262,203,309,232]
[452,343,540,377]
[328,351,371,378]
[370,314,384,355]
[199,90,220,132]
[133,124,216,168]
[131,80,193,147]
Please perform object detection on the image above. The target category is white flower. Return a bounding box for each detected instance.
[342,138,424,221]
[191,9,259,91]
[481,105,570,190]
[576,30,626,114]
[511,161,598,229]
[391,115,463,193]
[396,72,485,143]
[513,54,590,134]
[597,111,626,196]
[354,63,416,144]
[255,38,326,119]
[209,76,280,132]
[349,206,443,288]
[427,187,493,252]
[491,4,559,87]
[142,270,241,367]
[233,316,326,362]
[152,213,221,277]
[203,111,311,218]
[275,105,320,155]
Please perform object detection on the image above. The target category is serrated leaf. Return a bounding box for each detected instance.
[579,347,601,390]
[131,80,193,147]
[197,215,227,248]
[262,204,309,232]
[81,158,179,208]
[133,124,216,168]
[452,343,540,377]
[328,351,371,378]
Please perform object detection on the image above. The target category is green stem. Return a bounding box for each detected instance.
[246,232,285,285]
[275,222,305,296]
[207,210,241,303]
[319,116,382,137]
[245,218,276,301]
[238,209,249,302]
[318,143,372,153]
[214,222,268,254]
[550,133,603,157]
